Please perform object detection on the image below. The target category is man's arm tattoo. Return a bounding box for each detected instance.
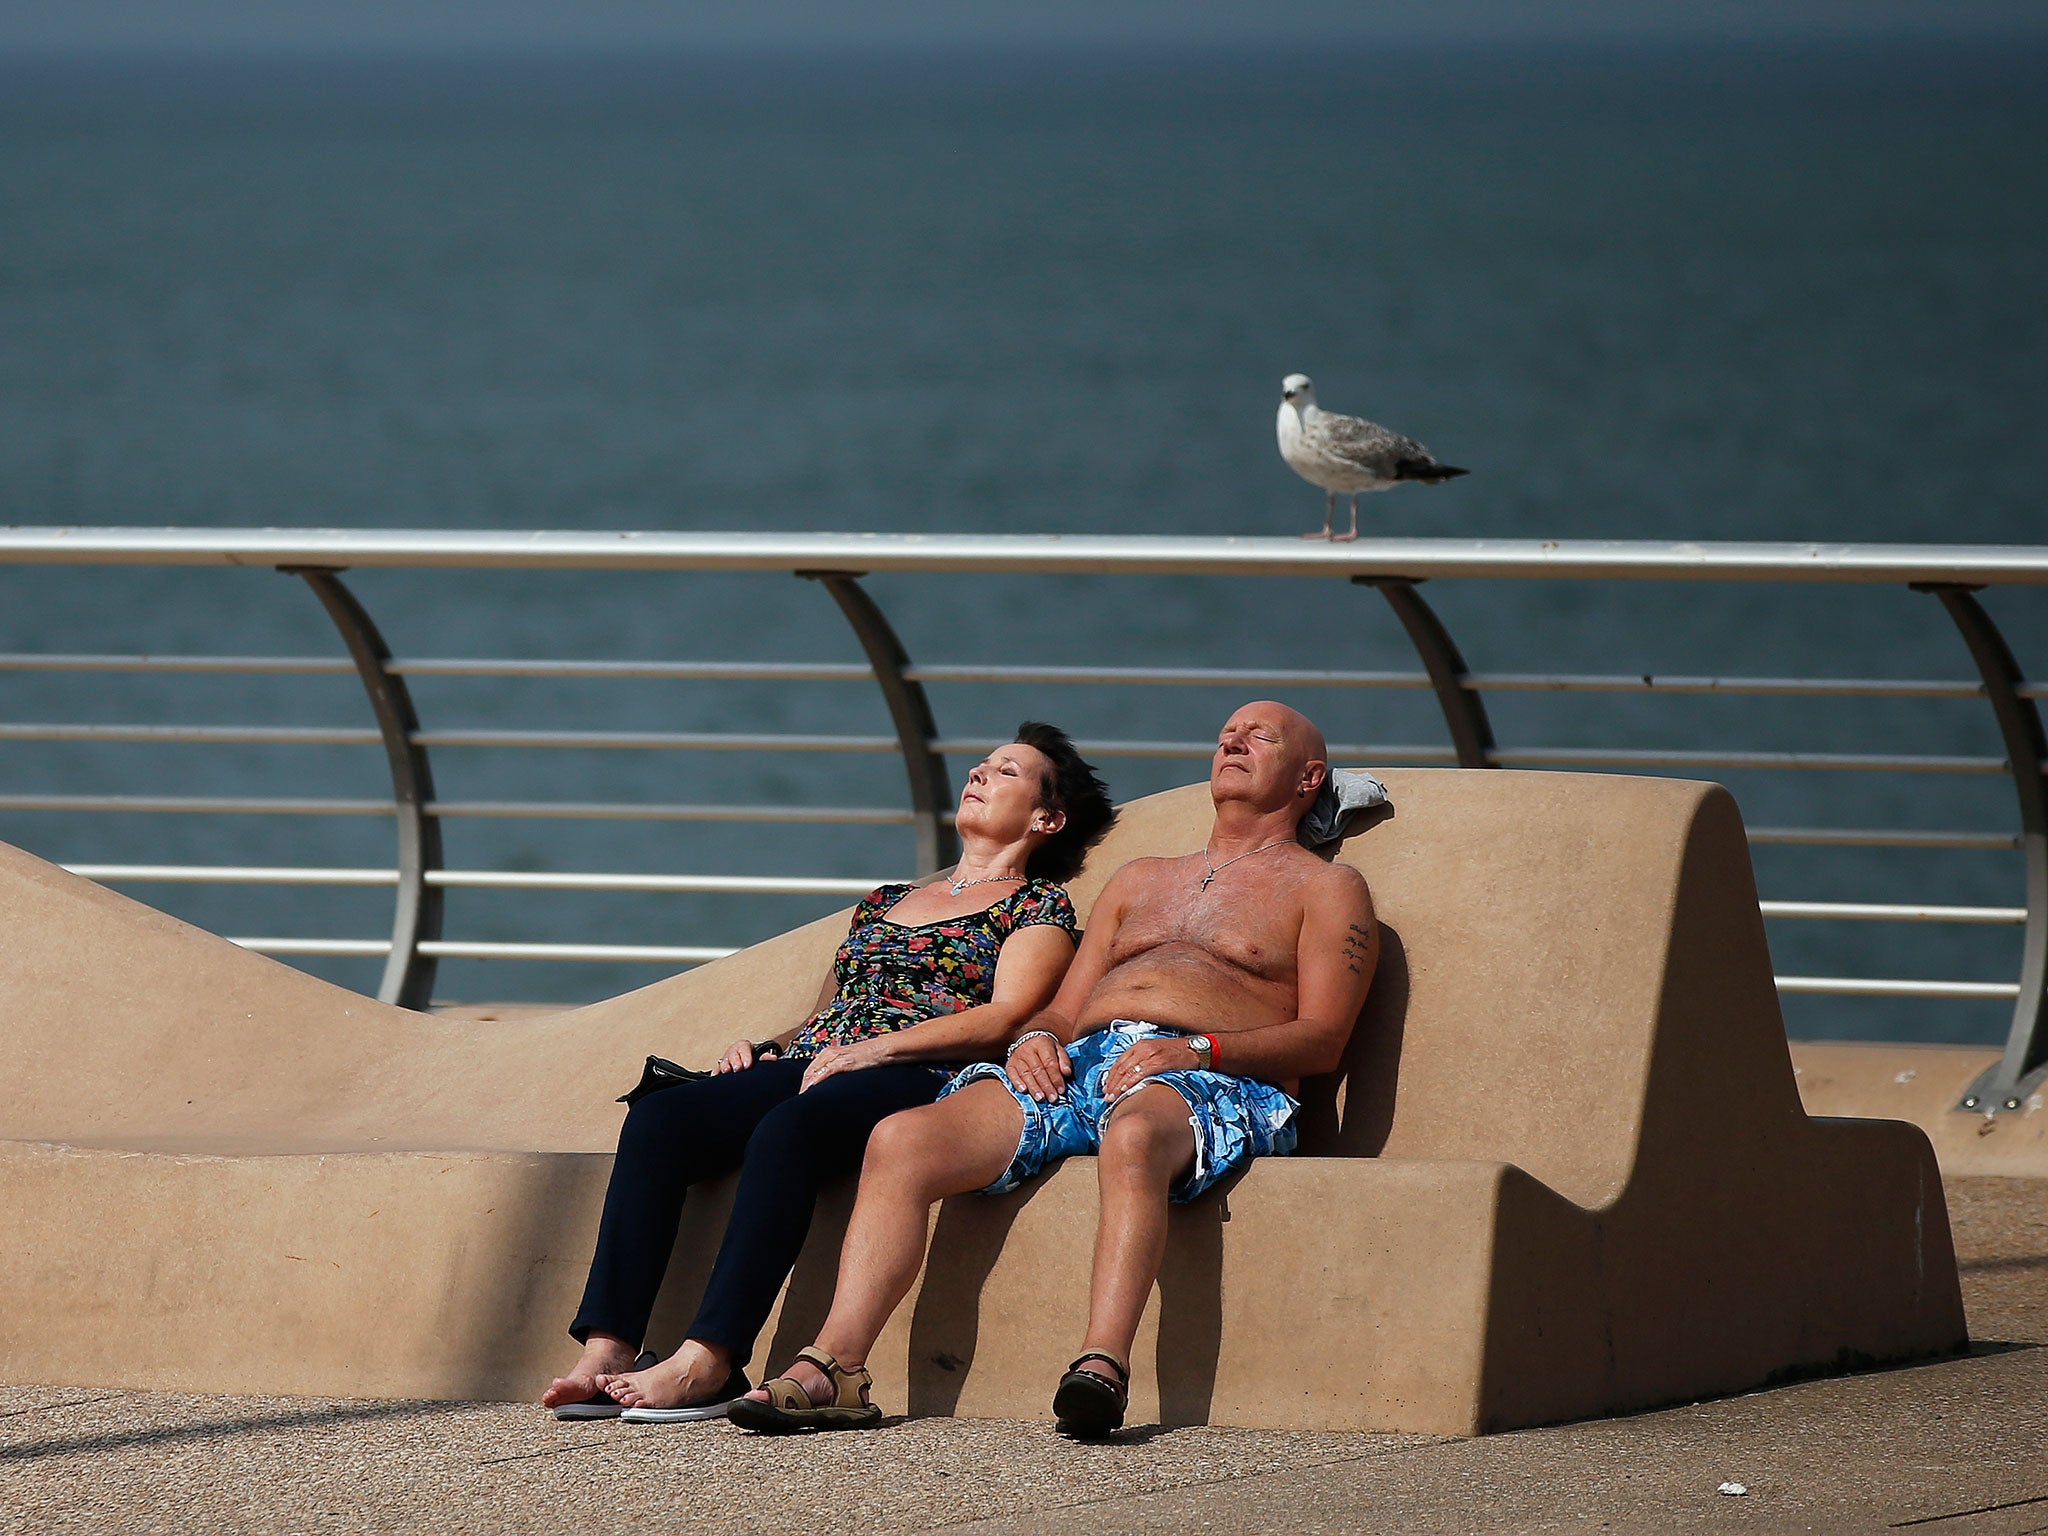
[1342,921,1373,975]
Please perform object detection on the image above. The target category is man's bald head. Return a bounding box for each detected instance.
[1211,700,1330,821]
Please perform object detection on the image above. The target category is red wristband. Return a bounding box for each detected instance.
[1201,1032,1220,1068]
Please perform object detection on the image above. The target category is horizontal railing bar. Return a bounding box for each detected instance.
[933,737,1451,764]
[7,528,2048,586]
[0,653,881,682]
[395,659,873,682]
[418,940,735,963]
[1465,672,2021,699]
[3,796,2023,851]
[0,653,357,675]
[69,863,396,885]
[230,937,391,956]
[429,871,880,895]
[1772,975,2022,999]
[1,794,914,824]
[433,800,916,825]
[919,665,2041,701]
[0,794,397,816]
[0,723,381,746]
[95,862,2031,918]
[228,936,737,963]
[905,664,1436,690]
[5,793,2027,850]
[1759,900,2027,924]
[23,727,1997,772]
[0,723,906,753]
[61,863,889,895]
[0,723,1431,763]
[56,865,2032,919]
[1746,825,2021,850]
[1491,747,2008,774]
[414,730,897,752]
[11,652,2043,703]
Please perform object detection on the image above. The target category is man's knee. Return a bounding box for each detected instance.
[862,1103,950,1182]
[1098,1088,1195,1180]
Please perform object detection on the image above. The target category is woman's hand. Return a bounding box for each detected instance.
[716,1039,760,1074]
[799,1039,883,1092]
[1005,1032,1073,1103]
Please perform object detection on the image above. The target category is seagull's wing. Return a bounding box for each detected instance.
[1316,411,1426,473]
[1321,410,1466,481]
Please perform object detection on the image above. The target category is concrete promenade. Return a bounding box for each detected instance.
[4,1172,2042,1536]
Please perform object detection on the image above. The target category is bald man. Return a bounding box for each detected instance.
[731,702,1378,1438]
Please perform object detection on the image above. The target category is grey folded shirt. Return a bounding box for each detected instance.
[1298,769,1390,848]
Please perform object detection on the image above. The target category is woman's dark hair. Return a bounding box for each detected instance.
[1013,720,1117,883]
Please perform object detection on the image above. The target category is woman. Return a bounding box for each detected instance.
[542,722,1114,1420]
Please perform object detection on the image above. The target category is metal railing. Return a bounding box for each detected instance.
[1,528,2044,1116]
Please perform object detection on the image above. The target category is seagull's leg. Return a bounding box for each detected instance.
[1333,494,1361,543]
[1302,489,1335,541]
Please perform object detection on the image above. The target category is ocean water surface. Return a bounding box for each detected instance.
[0,42,2043,1039]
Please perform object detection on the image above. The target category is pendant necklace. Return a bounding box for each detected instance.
[949,870,1025,896]
[1199,837,1294,892]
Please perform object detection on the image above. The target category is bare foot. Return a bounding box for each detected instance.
[739,1354,836,1409]
[599,1338,735,1410]
[542,1334,638,1409]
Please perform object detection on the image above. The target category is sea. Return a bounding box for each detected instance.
[1,40,2044,1042]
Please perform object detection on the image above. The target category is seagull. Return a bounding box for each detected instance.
[1277,373,1468,541]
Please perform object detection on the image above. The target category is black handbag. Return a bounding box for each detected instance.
[615,1055,712,1105]
[615,1042,784,1105]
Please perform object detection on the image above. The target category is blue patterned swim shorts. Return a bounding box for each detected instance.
[938,1020,1300,1204]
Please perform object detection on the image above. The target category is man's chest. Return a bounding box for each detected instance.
[1108,876,1302,980]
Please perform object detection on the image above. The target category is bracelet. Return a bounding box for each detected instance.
[1005,1029,1060,1061]
[751,1039,783,1059]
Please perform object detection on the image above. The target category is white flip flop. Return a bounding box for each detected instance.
[619,1369,753,1424]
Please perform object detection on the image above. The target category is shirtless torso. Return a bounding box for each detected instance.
[1067,841,1376,1091]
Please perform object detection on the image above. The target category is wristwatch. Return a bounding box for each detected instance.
[1186,1033,1215,1068]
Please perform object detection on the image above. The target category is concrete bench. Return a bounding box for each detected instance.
[0,770,1964,1432]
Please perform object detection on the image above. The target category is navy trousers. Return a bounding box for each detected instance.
[569,1058,950,1366]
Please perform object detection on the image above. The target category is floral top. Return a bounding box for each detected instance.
[781,879,1078,1061]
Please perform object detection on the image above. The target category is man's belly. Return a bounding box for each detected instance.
[1078,945,1294,1036]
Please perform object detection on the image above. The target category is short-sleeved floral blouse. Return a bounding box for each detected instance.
[781,879,1078,1061]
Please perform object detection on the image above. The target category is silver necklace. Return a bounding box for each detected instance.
[1199,837,1294,892]
[949,870,1025,896]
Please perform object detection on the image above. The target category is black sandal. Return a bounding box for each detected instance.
[1052,1351,1129,1438]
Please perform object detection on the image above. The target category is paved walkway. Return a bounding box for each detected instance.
[5,1175,2043,1536]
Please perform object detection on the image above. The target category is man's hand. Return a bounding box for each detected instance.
[800,1039,881,1092]
[715,1039,760,1074]
[1101,1036,1198,1100]
[1004,1032,1073,1102]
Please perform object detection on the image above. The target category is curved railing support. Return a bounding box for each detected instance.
[282,567,444,1009]
[799,571,958,874]
[1355,576,1496,769]
[1916,583,2048,1113]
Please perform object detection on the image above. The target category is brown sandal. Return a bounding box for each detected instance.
[726,1345,882,1433]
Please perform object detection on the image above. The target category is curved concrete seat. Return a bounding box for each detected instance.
[0,770,1964,1431]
